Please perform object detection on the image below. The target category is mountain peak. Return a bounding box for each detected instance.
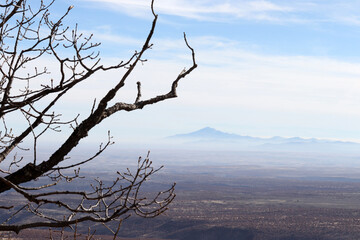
[168,127,247,140]
[194,127,220,133]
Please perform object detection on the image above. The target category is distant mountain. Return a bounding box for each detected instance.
[169,127,317,143]
[168,127,254,140]
[166,127,360,153]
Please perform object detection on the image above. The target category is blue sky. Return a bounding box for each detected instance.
[49,0,360,143]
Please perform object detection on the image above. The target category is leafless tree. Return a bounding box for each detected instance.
[0,0,197,235]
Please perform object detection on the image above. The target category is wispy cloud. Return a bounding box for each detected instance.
[81,0,293,22]
[80,0,360,25]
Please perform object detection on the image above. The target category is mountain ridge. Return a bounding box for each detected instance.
[166,127,360,153]
[168,127,349,143]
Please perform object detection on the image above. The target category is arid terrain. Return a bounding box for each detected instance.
[2,149,360,239]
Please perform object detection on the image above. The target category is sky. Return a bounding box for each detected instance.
[47,0,360,144]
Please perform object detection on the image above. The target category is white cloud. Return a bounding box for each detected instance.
[79,0,360,26]
[81,0,293,22]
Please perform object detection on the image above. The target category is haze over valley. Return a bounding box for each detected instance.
[35,127,360,239]
[4,127,360,239]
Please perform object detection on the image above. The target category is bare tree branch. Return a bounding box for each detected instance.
[0,0,196,234]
